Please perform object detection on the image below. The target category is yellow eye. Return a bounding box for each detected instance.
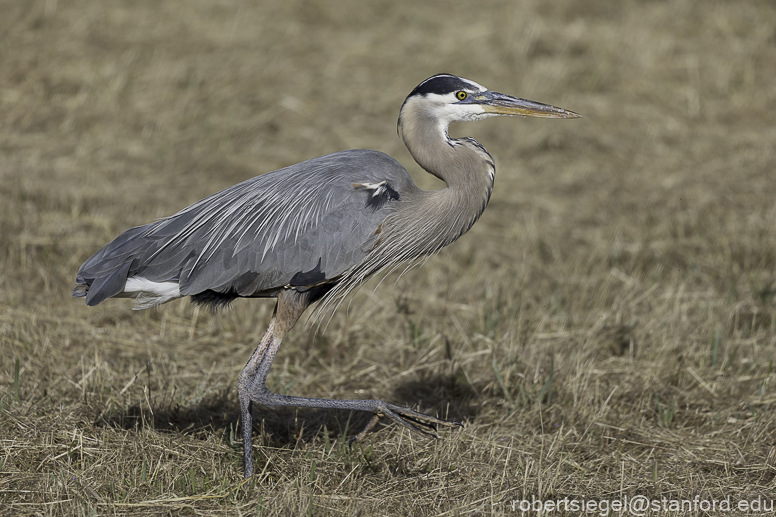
[456,91,467,100]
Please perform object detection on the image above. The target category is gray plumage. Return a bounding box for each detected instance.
[74,74,580,478]
[75,149,410,308]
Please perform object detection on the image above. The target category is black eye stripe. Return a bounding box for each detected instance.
[409,74,478,97]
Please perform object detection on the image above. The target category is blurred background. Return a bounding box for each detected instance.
[1,0,775,513]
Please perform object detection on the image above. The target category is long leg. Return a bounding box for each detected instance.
[238,289,462,479]
[237,316,276,479]
[239,290,308,479]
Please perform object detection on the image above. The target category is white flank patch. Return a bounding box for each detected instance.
[124,276,181,310]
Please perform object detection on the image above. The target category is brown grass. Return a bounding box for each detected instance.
[2,0,776,515]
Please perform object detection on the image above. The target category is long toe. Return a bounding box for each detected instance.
[386,403,463,429]
[351,414,381,445]
[381,406,439,437]
[352,402,463,442]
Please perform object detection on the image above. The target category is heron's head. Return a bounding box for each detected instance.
[399,74,580,131]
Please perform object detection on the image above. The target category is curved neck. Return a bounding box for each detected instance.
[393,96,496,251]
[400,98,495,190]
[323,97,499,305]
[399,95,494,204]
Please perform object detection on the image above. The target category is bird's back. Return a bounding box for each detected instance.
[74,149,415,308]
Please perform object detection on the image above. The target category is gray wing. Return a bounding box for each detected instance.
[74,149,413,306]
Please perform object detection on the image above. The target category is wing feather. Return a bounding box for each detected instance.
[75,149,412,306]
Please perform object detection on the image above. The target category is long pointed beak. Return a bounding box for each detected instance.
[479,91,581,119]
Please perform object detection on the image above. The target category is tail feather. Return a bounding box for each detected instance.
[83,261,133,306]
[73,225,153,307]
[74,223,174,307]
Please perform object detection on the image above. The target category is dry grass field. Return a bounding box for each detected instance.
[2,0,776,515]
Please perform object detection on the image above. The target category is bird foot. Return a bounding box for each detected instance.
[349,402,463,445]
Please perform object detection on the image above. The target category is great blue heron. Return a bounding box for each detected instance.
[74,74,580,478]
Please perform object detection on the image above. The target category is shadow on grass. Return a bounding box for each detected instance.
[97,372,479,447]
[95,387,240,437]
[390,372,480,423]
